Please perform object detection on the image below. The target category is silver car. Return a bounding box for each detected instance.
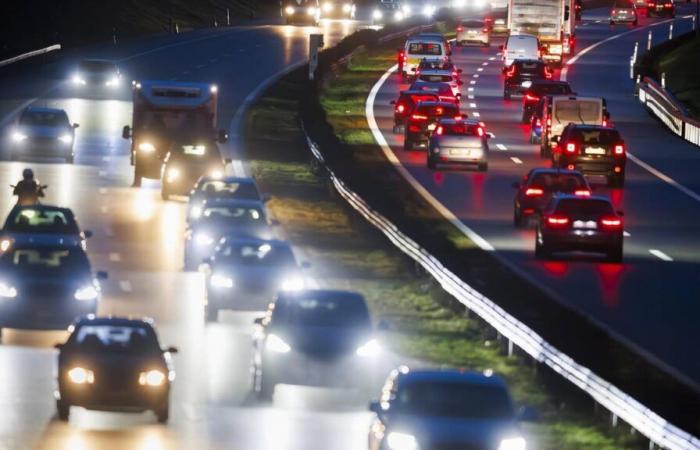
[610,1,638,25]
[10,107,79,163]
[427,118,489,171]
[456,19,490,47]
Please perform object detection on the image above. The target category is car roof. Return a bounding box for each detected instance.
[9,204,73,214]
[418,68,452,75]
[24,107,66,115]
[414,33,445,40]
[398,369,508,388]
[437,118,479,125]
[73,315,155,328]
[565,124,616,131]
[399,90,440,97]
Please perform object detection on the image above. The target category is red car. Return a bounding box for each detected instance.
[390,90,439,133]
[409,81,460,104]
[404,101,461,151]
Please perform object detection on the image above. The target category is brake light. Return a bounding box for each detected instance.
[601,217,622,229]
[397,104,405,114]
[614,144,625,155]
[525,188,544,196]
[546,215,570,227]
[454,115,463,120]
[477,127,484,137]
[436,126,444,135]
[574,189,591,196]
[664,2,672,7]
[565,142,577,154]
[524,93,540,102]
[411,114,428,121]
[535,118,542,127]
[457,26,464,32]
[505,66,516,77]
[602,119,608,127]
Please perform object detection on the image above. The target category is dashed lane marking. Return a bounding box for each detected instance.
[510,157,523,164]
[496,144,508,151]
[649,249,673,262]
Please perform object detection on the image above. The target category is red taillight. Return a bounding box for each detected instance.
[574,189,591,196]
[525,187,544,197]
[506,66,516,77]
[436,126,444,135]
[614,144,625,155]
[601,217,622,229]
[524,93,540,102]
[477,127,484,137]
[546,215,570,227]
[454,115,463,120]
[457,26,464,32]
[411,114,428,121]
[482,28,489,33]
[535,118,542,127]
[602,119,608,127]
[565,142,577,154]
[397,104,405,113]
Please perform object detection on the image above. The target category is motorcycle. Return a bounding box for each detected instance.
[10,183,47,206]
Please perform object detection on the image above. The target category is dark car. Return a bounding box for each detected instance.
[187,176,264,221]
[646,0,674,17]
[183,198,272,270]
[575,0,583,20]
[504,59,552,100]
[555,124,627,187]
[512,168,591,227]
[71,59,121,90]
[404,101,462,151]
[368,368,528,450]
[252,290,379,400]
[390,90,439,133]
[521,80,573,124]
[0,243,106,330]
[204,237,308,320]
[161,140,229,200]
[536,194,624,261]
[1,205,92,249]
[10,107,79,163]
[54,316,177,423]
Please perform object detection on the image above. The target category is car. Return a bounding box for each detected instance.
[610,0,638,25]
[0,242,106,331]
[536,194,624,261]
[160,140,229,200]
[188,176,264,221]
[372,1,411,25]
[540,95,608,156]
[521,80,574,124]
[402,35,449,79]
[504,59,553,100]
[203,237,308,321]
[528,97,547,144]
[408,81,460,104]
[456,19,491,46]
[490,10,509,35]
[646,0,674,17]
[390,90,440,133]
[9,107,79,163]
[404,101,462,151]
[1,205,93,249]
[415,69,463,98]
[282,0,320,24]
[512,168,591,227]
[368,368,529,450]
[575,0,583,20]
[71,59,122,90]
[502,34,540,69]
[554,124,627,187]
[319,0,356,19]
[251,289,379,400]
[183,198,273,270]
[427,118,489,171]
[54,316,177,423]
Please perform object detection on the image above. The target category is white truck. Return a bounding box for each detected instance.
[507,0,576,66]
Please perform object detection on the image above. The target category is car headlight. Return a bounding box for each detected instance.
[190,206,203,219]
[308,6,317,15]
[402,4,412,14]
[373,9,383,19]
[343,3,352,13]
[11,132,27,143]
[356,338,380,357]
[0,282,17,298]
[74,285,99,301]
[195,233,214,246]
[68,367,95,384]
[422,5,435,16]
[280,277,304,291]
[210,169,223,179]
[72,74,86,85]
[58,134,73,144]
[266,334,291,353]
[323,2,333,12]
[211,273,234,289]
[394,11,405,21]
[138,142,156,153]
[387,432,418,450]
[166,167,180,183]
[498,437,527,450]
[106,76,120,87]
[0,239,12,253]
[285,5,295,14]
[139,369,166,387]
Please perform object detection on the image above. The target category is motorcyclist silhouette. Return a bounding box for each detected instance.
[12,168,46,206]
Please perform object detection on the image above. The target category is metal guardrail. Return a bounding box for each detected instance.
[301,127,700,450]
[638,76,700,147]
[0,44,61,68]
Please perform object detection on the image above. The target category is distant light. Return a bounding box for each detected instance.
[210,85,218,94]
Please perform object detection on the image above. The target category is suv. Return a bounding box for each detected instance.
[646,0,674,17]
[555,124,627,187]
[504,60,552,100]
[404,101,461,151]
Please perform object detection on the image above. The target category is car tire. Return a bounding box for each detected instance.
[155,402,169,424]
[56,400,70,421]
[478,162,488,172]
[535,234,550,259]
[513,207,523,227]
[205,305,218,323]
[257,371,274,402]
[161,186,171,201]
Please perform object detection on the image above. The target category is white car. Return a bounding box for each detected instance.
[415,69,462,99]
[502,34,540,68]
[10,107,79,163]
[457,19,490,46]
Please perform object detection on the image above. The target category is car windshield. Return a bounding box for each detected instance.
[408,42,442,56]
[71,325,160,355]
[0,247,90,276]
[571,129,621,145]
[530,173,587,191]
[196,181,259,199]
[438,123,481,136]
[200,206,264,224]
[555,199,615,215]
[462,20,484,28]
[395,380,514,419]
[5,208,79,234]
[218,242,296,267]
[416,104,459,117]
[419,74,453,83]
[274,295,371,328]
[19,111,68,127]
[533,84,572,96]
[78,60,116,73]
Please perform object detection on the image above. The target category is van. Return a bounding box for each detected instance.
[540,95,608,156]
[502,34,540,68]
[403,35,448,79]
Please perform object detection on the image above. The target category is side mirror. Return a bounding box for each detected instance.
[518,405,539,422]
[369,400,382,414]
[217,129,228,144]
[254,317,264,326]
[97,271,108,280]
[83,230,93,239]
[164,346,179,354]
[389,100,396,105]
[512,181,520,189]
[72,123,80,129]
[122,125,132,139]
[301,261,312,270]
[53,343,64,350]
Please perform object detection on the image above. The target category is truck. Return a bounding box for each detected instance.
[122,80,227,187]
[507,0,576,66]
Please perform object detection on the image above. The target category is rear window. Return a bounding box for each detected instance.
[530,173,587,191]
[20,111,68,127]
[217,242,296,267]
[553,100,602,124]
[5,208,79,234]
[418,60,453,71]
[516,61,545,75]
[196,180,259,200]
[408,42,443,56]
[438,123,481,136]
[532,83,572,96]
[274,294,371,328]
[555,199,614,215]
[72,325,160,354]
[570,129,621,144]
[416,105,459,117]
[461,20,485,28]
[419,74,453,83]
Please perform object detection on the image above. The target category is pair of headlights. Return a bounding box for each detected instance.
[386,432,525,450]
[0,282,98,301]
[265,334,380,357]
[11,132,72,144]
[67,367,166,386]
[209,273,305,292]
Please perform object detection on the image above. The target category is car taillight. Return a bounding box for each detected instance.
[457,26,464,32]
[602,119,608,127]
[436,126,444,135]
[524,93,540,102]
[525,187,544,196]
[535,118,542,127]
[411,114,428,121]
[614,144,625,155]
[612,9,617,13]
[546,118,551,127]
[565,142,577,154]
[574,189,591,196]
[397,104,405,113]
[600,216,622,229]
[454,115,463,120]
[664,2,672,7]
[477,127,484,137]
[505,66,516,77]
[546,215,570,227]
[482,28,489,32]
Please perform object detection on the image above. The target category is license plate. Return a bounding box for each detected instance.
[449,149,471,156]
[467,30,477,34]
[428,124,437,131]
[573,220,597,229]
[585,147,606,155]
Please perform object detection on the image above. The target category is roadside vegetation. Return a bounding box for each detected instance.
[656,33,700,118]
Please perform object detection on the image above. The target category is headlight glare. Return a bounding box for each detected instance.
[139,369,166,386]
[0,282,17,298]
[280,277,304,291]
[343,3,352,12]
[387,432,418,450]
[211,273,234,289]
[58,134,73,144]
[167,168,180,183]
[285,6,295,14]
[195,233,214,246]
[74,285,99,301]
[498,437,527,450]
[266,334,291,353]
[210,169,223,179]
[72,74,86,85]
[356,338,380,357]
[190,206,203,219]
[138,142,156,153]
[11,132,27,143]
[68,367,95,384]
[373,9,383,19]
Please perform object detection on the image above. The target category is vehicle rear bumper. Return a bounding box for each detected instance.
[208,289,274,312]
[59,384,168,411]
[560,157,626,176]
[542,229,622,251]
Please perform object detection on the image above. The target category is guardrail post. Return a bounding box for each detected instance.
[507,339,514,357]
[175,23,179,34]
[112,27,117,45]
[611,412,618,428]
[647,30,652,50]
[661,72,666,89]
[693,15,697,31]
[227,8,231,26]
[668,23,673,40]
[648,440,655,450]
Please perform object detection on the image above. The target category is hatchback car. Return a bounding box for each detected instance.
[555,124,627,187]
[1,205,93,249]
[161,140,229,200]
[71,59,121,90]
[252,290,379,400]
[10,108,79,163]
[456,19,490,46]
[512,168,591,227]
[427,118,489,171]
[368,368,528,450]
[390,90,440,133]
[203,237,307,320]
[504,59,552,100]
[536,195,624,261]
[610,0,638,25]
[188,176,264,221]
[404,101,462,151]
[54,316,177,423]
[521,80,574,124]
[416,69,462,98]
[408,81,460,104]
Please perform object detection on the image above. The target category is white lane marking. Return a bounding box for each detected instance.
[468,95,475,100]
[469,102,477,108]
[477,67,484,72]
[469,80,476,85]
[119,280,133,293]
[496,144,508,151]
[623,231,631,237]
[627,153,700,203]
[510,157,523,164]
[467,87,474,92]
[482,62,488,66]
[99,188,107,194]
[489,56,496,61]
[232,159,246,177]
[473,74,480,78]
[366,64,495,251]
[649,249,673,262]
[109,253,121,262]
[472,112,481,117]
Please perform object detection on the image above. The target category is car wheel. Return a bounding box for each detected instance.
[155,401,169,424]
[132,169,143,188]
[513,207,523,227]
[478,162,488,172]
[427,157,436,170]
[161,186,171,201]
[56,400,70,421]
[205,305,218,323]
